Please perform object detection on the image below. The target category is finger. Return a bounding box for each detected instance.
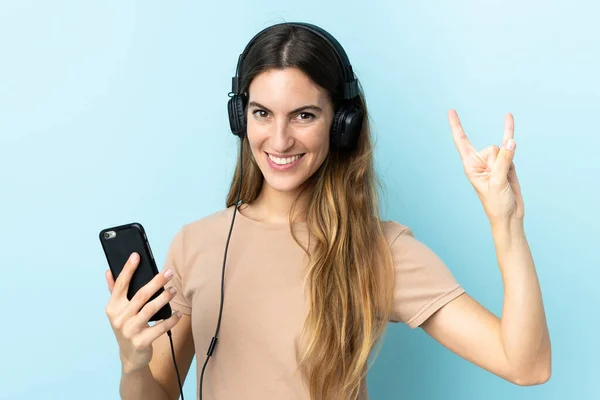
[137,311,184,347]
[113,253,140,297]
[491,138,516,184]
[502,113,514,147]
[507,161,522,196]
[478,145,500,171]
[448,109,476,162]
[106,270,115,294]
[131,286,178,330]
[124,268,175,319]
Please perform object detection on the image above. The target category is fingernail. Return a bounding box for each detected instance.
[505,139,515,151]
[169,287,177,294]
[164,269,173,279]
[176,311,182,318]
[130,253,138,262]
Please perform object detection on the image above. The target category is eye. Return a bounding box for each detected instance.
[252,109,269,119]
[296,112,315,121]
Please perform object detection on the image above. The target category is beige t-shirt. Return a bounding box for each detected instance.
[163,206,465,400]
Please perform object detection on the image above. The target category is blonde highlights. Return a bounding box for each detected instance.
[226,95,394,399]
[225,24,395,399]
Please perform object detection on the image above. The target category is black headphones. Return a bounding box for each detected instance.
[227,22,364,151]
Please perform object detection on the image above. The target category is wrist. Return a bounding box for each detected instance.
[489,216,524,235]
[489,217,527,252]
[121,360,147,377]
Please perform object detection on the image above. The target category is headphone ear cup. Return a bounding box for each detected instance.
[228,94,247,138]
[331,106,364,150]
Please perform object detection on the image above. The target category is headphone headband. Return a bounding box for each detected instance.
[230,22,359,100]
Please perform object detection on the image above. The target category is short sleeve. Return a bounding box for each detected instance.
[163,228,192,315]
[388,226,465,328]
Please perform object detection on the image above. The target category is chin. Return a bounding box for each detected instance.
[262,174,307,194]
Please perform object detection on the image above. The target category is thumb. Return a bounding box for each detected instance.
[492,139,516,183]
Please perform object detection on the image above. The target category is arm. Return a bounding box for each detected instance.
[423,110,551,385]
[120,366,169,400]
[121,314,195,400]
[421,218,551,385]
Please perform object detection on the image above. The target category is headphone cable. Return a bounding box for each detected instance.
[199,137,244,400]
[167,329,184,399]
[164,139,242,400]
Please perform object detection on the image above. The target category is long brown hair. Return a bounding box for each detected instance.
[225,24,395,400]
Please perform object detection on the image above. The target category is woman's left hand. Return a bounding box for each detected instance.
[447,109,524,224]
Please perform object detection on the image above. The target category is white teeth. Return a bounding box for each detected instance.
[268,153,302,165]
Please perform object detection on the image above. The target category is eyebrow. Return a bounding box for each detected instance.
[247,101,323,115]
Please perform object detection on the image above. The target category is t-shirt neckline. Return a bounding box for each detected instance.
[230,204,307,230]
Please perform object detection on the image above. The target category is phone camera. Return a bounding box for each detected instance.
[104,231,116,240]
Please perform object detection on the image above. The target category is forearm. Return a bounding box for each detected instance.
[120,365,170,400]
[491,218,551,381]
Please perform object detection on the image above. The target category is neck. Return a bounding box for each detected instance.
[245,183,309,224]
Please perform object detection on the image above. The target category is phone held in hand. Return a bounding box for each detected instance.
[99,222,172,322]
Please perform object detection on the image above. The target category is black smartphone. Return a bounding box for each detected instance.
[99,222,172,322]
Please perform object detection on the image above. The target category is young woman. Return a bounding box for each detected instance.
[104,22,551,400]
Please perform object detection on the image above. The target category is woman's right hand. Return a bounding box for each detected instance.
[104,252,183,374]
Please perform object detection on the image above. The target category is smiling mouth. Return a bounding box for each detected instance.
[266,152,305,166]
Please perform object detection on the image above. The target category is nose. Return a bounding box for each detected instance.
[270,119,294,151]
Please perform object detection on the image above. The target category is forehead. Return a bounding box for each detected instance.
[247,67,330,108]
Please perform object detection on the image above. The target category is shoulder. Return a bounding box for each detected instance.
[382,219,465,326]
[167,206,238,255]
[379,219,442,262]
[181,206,235,237]
[380,219,414,247]
[380,218,457,288]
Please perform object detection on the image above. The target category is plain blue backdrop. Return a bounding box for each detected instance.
[0,1,598,399]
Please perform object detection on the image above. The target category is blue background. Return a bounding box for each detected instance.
[0,1,597,399]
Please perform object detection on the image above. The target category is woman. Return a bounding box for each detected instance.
[104,22,551,400]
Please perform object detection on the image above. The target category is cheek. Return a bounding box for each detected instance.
[247,138,264,164]
[315,116,333,153]
[302,127,330,155]
[246,121,267,153]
